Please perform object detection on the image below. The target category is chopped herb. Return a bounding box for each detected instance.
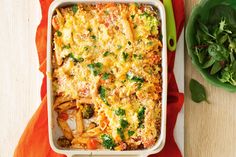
[56,30,62,37]
[98,86,109,106]
[117,45,122,50]
[87,62,103,76]
[128,130,135,137]
[62,44,71,49]
[138,107,146,126]
[121,80,126,83]
[128,41,131,45]
[147,41,153,45]
[122,52,129,61]
[134,2,140,8]
[101,134,116,150]
[72,5,78,14]
[69,53,84,63]
[115,108,125,116]
[104,10,109,15]
[102,73,110,80]
[133,54,138,58]
[126,72,144,83]
[120,119,129,129]
[117,128,125,140]
[139,124,145,129]
[103,51,110,57]
[140,12,150,17]
[137,83,142,90]
[84,46,89,51]
[87,28,92,32]
[131,15,135,20]
[133,24,137,29]
[91,35,96,40]
[77,57,84,63]
[138,54,143,60]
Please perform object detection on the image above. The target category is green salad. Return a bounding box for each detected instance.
[194,4,236,86]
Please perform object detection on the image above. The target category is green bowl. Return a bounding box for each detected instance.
[186,0,236,92]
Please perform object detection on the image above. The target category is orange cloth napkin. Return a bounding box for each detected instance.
[14,0,185,156]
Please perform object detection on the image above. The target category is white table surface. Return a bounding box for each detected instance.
[0,1,184,157]
[0,0,42,156]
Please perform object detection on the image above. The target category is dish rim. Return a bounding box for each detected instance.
[46,0,167,156]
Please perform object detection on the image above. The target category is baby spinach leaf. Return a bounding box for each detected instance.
[189,79,208,103]
[202,57,215,69]
[210,61,222,75]
[208,44,229,61]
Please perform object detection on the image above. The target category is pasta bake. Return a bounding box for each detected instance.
[51,3,163,150]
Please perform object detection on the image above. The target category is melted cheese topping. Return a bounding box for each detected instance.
[52,3,162,150]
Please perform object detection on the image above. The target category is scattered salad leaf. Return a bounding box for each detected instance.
[189,79,208,103]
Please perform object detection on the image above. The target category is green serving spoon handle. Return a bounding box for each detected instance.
[163,0,177,52]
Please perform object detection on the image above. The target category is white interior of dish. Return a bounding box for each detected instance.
[47,0,167,156]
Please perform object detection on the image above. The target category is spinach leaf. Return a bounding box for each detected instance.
[209,5,236,27]
[189,79,208,103]
[101,134,116,150]
[98,86,109,106]
[208,44,229,61]
[210,61,222,75]
[202,57,215,69]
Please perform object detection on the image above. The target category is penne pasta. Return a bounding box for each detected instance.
[57,117,73,141]
[75,108,84,135]
[54,96,73,109]
[56,101,76,112]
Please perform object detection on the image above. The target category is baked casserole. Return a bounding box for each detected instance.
[51,3,163,150]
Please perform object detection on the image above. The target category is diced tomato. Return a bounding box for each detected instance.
[58,112,69,121]
[87,138,99,150]
[104,22,109,27]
